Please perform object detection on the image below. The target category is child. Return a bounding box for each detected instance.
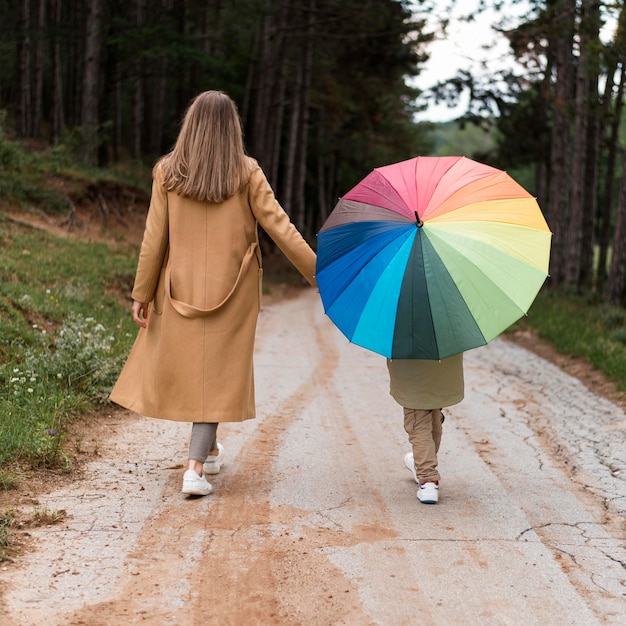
[387,353,464,504]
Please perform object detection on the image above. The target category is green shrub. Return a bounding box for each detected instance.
[0,312,129,468]
[519,288,626,390]
[599,305,626,330]
[609,327,626,346]
[0,510,15,562]
[0,219,137,470]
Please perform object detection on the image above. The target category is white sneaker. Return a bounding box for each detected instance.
[417,482,439,504]
[182,470,213,496]
[203,442,225,475]
[404,452,418,484]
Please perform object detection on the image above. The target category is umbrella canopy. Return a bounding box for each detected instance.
[316,156,552,360]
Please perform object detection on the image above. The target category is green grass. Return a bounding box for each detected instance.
[0,215,138,470]
[0,112,151,214]
[0,509,15,562]
[0,117,73,214]
[0,127,146,556]
[514,288,626,390]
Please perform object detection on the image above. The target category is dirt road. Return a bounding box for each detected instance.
[1,288,625,625]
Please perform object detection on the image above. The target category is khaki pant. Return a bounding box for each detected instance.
[403,408,444,484]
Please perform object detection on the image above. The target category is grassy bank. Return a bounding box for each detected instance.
[0,216,138,475]
[516,288,626,390]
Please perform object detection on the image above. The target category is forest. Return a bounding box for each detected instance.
[3,0,626,304]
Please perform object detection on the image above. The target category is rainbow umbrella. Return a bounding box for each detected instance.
[316,156,552,360]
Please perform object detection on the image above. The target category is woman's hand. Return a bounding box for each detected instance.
[132,301,149,328]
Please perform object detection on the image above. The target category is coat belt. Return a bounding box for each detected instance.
[165,242,259,318]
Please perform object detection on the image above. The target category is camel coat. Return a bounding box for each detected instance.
[109,161,316,422]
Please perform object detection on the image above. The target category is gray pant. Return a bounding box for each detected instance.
[188,423,218,462]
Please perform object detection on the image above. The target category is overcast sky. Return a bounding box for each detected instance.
[412,1,532,122]
[414,1,619,122]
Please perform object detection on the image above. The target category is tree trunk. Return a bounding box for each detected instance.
[282,53,302,216]
[598,4,626,288]
[296,0,315,235]
[547,0,576,287]
[597,63,623,287]
[50,0,64,142]
[16,0,32,138]
[266,1,290,188]
[145,0,172,157]
[317,152,328,231]
[82,0,102,165]
[535,160,548,214]
[564,0,597,286]
[269,55,288,190]
[150,56,168,156]
[68,2,82,127]
[536,63,554,215]
[132,0,145,159]
[32,0,46,138]
[607,156,626,304]
[579,97,599,289]
[241,27,259,131]
[576,0,601,289]
[113,63,122,161]
[251,5,275,161]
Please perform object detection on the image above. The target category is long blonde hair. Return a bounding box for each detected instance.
[157,91,253,203]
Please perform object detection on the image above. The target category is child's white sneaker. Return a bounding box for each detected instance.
[417,481,439,504]
[203,442,224,475]
[182,470,213,496]
[403,452,418,484]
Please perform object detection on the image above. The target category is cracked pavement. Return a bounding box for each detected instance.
[0,288,624,625]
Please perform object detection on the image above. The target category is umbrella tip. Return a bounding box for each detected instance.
[414,211,423,228]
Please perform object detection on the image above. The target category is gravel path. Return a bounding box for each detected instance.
[0,288,624,625]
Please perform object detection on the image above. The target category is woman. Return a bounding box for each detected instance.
[110,91,316,496]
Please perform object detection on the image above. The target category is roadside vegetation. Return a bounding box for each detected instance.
[0,124,149,558]
[516,290,626,388]
[0,217,139,467]
[0,216,139,560]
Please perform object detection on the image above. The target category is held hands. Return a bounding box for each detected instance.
[132,301,149,328]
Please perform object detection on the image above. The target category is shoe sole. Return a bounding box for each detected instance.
[417,489,438,504]
[182,484,213,496]
[417,497,438,504]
